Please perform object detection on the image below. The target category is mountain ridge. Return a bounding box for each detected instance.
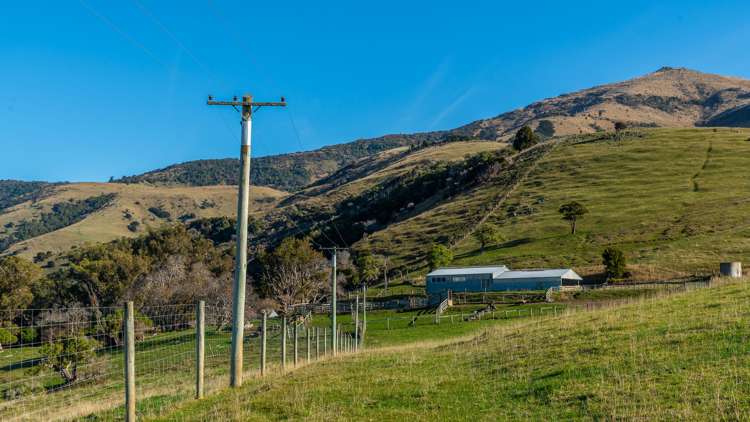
[112,67,750,192]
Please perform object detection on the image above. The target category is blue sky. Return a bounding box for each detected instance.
[1,0,749,182]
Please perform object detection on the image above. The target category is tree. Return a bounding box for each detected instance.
[0,256,42,320]
[355,252,380,286]
[473,223,503,253]
[259,237,328,314]
[614,121,627,132]
[602,247,626,280]
[36,335,100,384]
[513,125,539,151]
[558,201,588,234]
[428,244,453,271]
[535,120,555,138]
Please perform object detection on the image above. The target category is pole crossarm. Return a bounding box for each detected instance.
[207,96,286,108]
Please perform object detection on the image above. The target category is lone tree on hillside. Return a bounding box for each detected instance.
[355,251,380,286]
[428,244,453,271]
[473,223,503,253]
[602,247,626,280]
[558,201,588,234]
[259,237,328,314]
[512,125,539,151]
[614,121,627,132]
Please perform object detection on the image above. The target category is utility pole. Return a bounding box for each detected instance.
[207,93,286,388]
[322,246,348,356]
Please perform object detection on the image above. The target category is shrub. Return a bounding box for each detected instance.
[428,244,453,270]
[0,327,18,350]
[127,221,140,233]
[602,247,626,279]
[147,207,171,219]
[513,125,539,151]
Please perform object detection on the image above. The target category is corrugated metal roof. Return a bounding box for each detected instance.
[496,269,582,280]
[427,266,508,277]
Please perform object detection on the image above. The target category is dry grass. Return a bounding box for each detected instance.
[0,182,286,259]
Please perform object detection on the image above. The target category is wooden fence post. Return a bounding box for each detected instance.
[124,301,135,422]
[260,310,267,376]
[196,300,205,399]
[294,322,299,367]
[316,327,320,359]
[281,317,287,370]
[307,326,311,362]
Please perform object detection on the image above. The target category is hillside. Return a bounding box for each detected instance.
[356,128,750,278]
[145,280,750,421]
[113,132,461,191]
[0,182,286,259]
[112,68,750,191]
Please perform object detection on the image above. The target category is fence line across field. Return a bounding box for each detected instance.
[0,280,712,420]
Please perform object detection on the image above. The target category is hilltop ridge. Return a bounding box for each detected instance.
[114,68,750,191]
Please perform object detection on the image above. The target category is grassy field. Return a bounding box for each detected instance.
[0,303,553,421]
[139,279,750,421]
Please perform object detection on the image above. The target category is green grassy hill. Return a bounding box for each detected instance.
[141,279,750,421]
[356,128,750,280]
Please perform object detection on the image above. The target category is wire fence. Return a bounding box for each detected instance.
[0,280,715,420]
[0,303,360,421]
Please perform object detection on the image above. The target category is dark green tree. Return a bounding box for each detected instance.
[513,125,539,151]
[473,223,503,253]
[428,244,453,271]
[614,121,627,132]
[0,256,42,319]
[602,247,626,279]
[558,201,588,234]
[535,120,555,138]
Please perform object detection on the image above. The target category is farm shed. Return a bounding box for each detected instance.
[426,265,582,300]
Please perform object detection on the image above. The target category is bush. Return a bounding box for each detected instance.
[602,247,626,279]
[18,327,37,344]
[147,207,171,219]
[0,327,18,350]
[428,244,453,270]
[513,125,539,151]
[127,221,140,233]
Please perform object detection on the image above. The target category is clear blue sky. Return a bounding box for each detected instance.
[1,0,749,182]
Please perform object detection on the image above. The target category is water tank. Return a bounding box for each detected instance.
[720,262,742,278]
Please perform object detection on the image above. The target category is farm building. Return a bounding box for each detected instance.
[425,265,582,300]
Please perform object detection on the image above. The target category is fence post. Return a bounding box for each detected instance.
[124,301,135,422]
[324,327,328,355]
[196,300,205,399]
[260,310,267,376]
[294,322,299,367]
[354,295,359,352]
[316,327,320,359]
[387,318,390,330]
[307,326,311,362]
[281,317,287,370]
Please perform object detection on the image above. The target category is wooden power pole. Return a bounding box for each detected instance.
[207,94,285,387]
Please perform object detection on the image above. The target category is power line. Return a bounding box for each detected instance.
[130,0,230,89]
[79,0,168,69]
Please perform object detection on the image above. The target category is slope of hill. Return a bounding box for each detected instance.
[457,67,750,141]
[113,132,462,191]
[147,280,750,421]
[112,68,750,192]
[0,180,63,212]
[0,182,286,259]
[351,128,750,279]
